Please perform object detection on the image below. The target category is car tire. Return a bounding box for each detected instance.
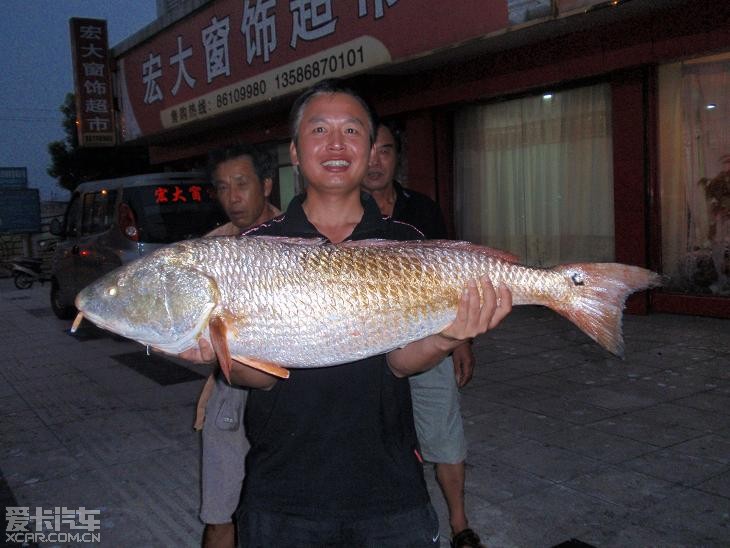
[13,272,33,290]
[50,279,76,320]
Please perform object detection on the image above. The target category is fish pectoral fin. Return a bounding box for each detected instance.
[232,355,290,379]
[208,316,290,381]
[209,316,233,383]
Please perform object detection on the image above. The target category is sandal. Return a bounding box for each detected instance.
[451,528,485,548]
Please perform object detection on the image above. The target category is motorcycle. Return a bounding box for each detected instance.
[9,256,50,289]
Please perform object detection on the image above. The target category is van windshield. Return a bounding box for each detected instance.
[124,181,226,243]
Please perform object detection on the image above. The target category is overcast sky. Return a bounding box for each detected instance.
[0,1,158,201]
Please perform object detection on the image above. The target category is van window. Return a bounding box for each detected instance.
[124,181,225,243]
[65,194,82,237]
[81,190,118,235]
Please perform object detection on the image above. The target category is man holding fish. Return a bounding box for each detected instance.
[194,79,511,546]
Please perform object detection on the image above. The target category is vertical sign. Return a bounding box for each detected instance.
[70,18,116,147]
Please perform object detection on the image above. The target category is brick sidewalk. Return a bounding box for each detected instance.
[1,278,728,547]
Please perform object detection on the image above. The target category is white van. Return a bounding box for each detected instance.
[49,172,226,318]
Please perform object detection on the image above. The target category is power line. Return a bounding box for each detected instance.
[0,116,62,123]
[3,107,60,113]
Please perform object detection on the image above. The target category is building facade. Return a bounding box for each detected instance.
[104,0,730,317]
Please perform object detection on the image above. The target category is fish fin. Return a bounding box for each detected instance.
[232,355,290,379]
[338,238,520,263]
[423,240,520,263]
[193,372,216,431]
[70,312,84,333]
[337,238,398,248]
[209,316,233,383]
[240,235,327,246]
[209,315,290,381]
[550,263,662,357]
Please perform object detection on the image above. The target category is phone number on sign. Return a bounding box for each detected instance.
[274,45,365,90]
[215,80,267,109]
[211,45,368,111]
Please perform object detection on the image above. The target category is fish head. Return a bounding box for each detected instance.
[74,252,218,353]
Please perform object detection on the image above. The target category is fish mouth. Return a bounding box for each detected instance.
[72,304,118,335]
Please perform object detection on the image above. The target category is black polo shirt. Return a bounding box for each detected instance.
[240,192,430,519]
[391,181,447,240]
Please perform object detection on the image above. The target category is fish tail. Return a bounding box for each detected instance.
[549,263,663,357]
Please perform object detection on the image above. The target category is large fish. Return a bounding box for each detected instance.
[72,236,662,382]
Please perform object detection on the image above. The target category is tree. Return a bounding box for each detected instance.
[47,93,152,192]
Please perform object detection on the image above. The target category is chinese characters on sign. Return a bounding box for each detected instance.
[118,0,510,140]
[154,185,206,204]
[5,506,101,544]
[70,18,116,147]
[136,0,399,131]
[162,36,389,128]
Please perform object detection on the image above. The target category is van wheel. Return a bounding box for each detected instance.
[14,272,33,289]
[50,279,76,320]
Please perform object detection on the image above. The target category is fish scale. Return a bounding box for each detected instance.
[73,236,662,380]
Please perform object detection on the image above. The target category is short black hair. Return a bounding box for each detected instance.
[206,143,275,185]
[377,119,403,156]
[288,78,378,147]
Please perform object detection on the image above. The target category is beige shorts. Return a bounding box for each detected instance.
[199,374,249,524]
[409,356,467,464]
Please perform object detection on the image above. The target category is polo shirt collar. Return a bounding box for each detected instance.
[284,192,386,241]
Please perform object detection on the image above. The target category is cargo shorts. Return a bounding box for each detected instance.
[199,374,249,524]
[409,356,467,464]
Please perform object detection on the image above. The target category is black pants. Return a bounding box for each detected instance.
[237,503,440,547]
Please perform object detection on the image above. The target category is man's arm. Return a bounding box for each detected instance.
[387,277,511,377]
[451,342,476,388]
[178,339,278,389]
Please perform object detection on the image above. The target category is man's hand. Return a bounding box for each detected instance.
[440,276,512,343]
[452,342,476,388]
[387,276,511,378]
[168,337,277,389]
[176,338,217,364]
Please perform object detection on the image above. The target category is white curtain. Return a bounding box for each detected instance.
[454,84,614,267]
[659,55,730,295]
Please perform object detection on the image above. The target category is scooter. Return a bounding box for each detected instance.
[9,257,49,289]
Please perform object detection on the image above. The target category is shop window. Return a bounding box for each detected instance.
[658,54,730,296]
[454,83,614,266]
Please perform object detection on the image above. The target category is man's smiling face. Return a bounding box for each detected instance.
[290,92,373,195]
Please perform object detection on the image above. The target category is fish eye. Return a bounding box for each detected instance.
[570,272,585,286]
[108,287,118,296]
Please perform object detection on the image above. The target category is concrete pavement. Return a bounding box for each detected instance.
[1,278,728,547]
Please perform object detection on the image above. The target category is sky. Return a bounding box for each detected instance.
[0,1,158,201]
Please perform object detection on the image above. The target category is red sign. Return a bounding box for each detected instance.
[70,18,116,147]
[116,0,509,141]
[153,184,207,203]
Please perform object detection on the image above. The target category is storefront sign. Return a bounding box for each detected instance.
[70,18,116,147]
[116,0,509,141]
[160,36,389,129]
